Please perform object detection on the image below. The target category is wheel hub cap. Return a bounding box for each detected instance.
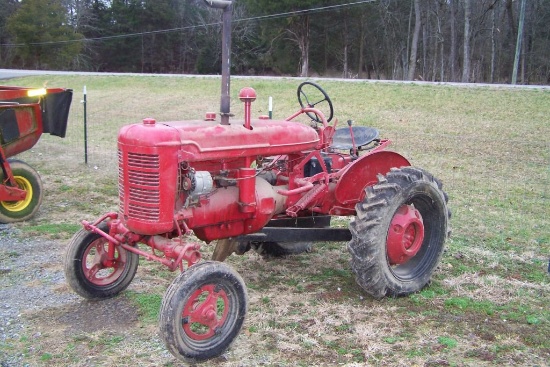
[387,204,424,265]
[1,176,32,212]
[182,285,229,341]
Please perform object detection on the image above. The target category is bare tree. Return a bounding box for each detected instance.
[490,3,496,83]
[342,12,350,78]
[407,0,422,80]
[462,0,471,82]
[512,0,526,84]
[450,0,458,81]
[357,11,367,78]
[288,15,310,77]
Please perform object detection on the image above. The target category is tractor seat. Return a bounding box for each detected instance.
[330,126,379,150]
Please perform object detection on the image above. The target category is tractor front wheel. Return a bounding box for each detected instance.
[160,261,247,363]
[348,167,450,298]
[64,222,139,299]
[0,159,43,223]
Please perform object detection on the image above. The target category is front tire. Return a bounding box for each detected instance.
[64,222,139,299]
[0,159,43,223]
[160,261,248,363]
[348,167,450,298]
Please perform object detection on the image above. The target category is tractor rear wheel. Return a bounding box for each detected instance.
[64,222,139,299]
[0,159,43,223]
[348,167,450,298]
[160,261,247,363]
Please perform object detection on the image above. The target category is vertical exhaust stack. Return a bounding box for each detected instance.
[204,0,233,125]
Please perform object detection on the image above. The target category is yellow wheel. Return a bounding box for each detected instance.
[0,159,43,223]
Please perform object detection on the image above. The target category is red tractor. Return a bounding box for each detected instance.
[64,0,450,363]
[0,85,72,222]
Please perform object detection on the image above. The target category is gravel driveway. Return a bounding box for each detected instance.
[0,225,140,367]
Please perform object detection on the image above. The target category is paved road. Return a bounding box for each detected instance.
[0,69,184,79]
[0,69,32,79]
[1,68,549,90]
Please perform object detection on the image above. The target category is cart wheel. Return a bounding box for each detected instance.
[64,222,139,299]
[0,159,43,223]
[160,261,248,363]
[348,167,450,298]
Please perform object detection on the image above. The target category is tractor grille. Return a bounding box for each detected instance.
[119,150,161,221]
[118,150,124,209]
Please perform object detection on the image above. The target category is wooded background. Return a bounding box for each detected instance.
[1,0,549,84]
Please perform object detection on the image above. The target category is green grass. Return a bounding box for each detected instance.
[126,291,162,324]
[19,223,82,238]
[1,75,549,366]
[445,297,497,315]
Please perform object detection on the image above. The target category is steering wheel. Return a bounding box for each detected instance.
[297,82,334,123]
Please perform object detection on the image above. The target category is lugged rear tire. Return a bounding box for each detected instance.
[348,167,450,298]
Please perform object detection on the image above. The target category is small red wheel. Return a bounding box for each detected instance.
[81,236,130,286]
[160,261,247,362]
[182,284,230,340]
[64,222,139,299]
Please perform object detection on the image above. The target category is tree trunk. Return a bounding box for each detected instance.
[407,0,421,81]
[300,43,309,77]
[450,0,458,81]
[462,0,471,83]
[406,0,413,77]
[512,0,526,84]
[422,3,428,79]
[506,0,517,38]
[435,2,444,81]
[300,15,310,77]
[358,13,366,78]
[343,15,349,78]
[432,22,438,81]
[324,25,329,74]
[490,6,496,83]
[440,37,445,81]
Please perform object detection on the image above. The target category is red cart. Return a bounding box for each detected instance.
[0,85,72,222]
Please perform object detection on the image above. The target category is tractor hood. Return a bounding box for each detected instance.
[118,118,320,161]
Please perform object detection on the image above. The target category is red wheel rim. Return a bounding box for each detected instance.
[82,238,127,286]
[181,285,230,341]
[387,204,425,265]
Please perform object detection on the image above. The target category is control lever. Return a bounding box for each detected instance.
[348,120,358,157]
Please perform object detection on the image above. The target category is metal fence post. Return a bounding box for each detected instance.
[82,85,88,165]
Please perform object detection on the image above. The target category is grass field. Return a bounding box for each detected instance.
[1,75,549,366]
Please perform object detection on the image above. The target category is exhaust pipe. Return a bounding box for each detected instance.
[204,0,232,9]
[204,0,233,125]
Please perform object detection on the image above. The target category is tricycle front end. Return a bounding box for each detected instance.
[64,0,450,363]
